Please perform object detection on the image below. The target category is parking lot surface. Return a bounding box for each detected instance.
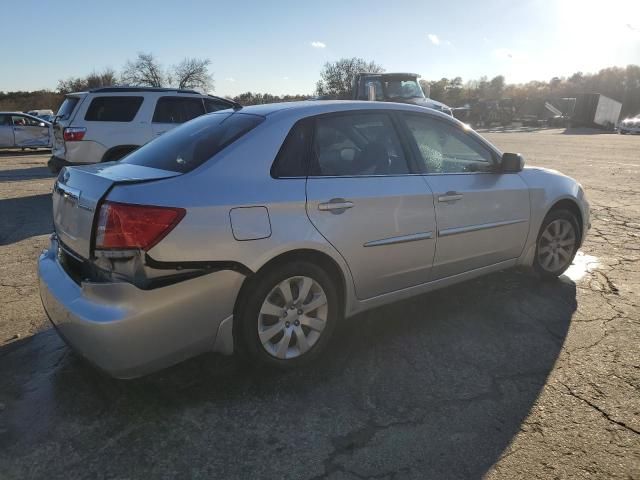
[0,130,639,479]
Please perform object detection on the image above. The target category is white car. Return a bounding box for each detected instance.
[619,114,640,134]
[48,87,236,173]
[0,112,51,149]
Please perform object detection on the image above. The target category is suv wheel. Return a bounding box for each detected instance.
[236,261,339,368]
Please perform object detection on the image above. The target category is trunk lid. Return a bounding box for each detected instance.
[53,163,181,259]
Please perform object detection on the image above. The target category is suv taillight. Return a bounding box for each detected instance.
[63,127,86,142]
[95,201,186,251]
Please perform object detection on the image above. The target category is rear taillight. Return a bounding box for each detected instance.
[95,201,186,251]
[63,127,86,142]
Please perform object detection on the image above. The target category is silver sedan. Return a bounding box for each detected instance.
[0,112,52,149]
[38,101,590,378]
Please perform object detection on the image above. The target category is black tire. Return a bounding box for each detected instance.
[533,209,580,279]
[235,261,340,369]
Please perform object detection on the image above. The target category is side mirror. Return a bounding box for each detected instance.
[501,152,524,173]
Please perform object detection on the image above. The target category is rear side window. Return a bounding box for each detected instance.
[0,115,10,126]
[204,98,231,113]
[122,112,264,173]
[84,96,143,122]
[271,121,311,178]
[153,97,205,123]
[56,96,80,120]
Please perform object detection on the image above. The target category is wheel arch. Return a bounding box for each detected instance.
[547,198,584,242]
[233,248,349,321]
[101,144,140,163]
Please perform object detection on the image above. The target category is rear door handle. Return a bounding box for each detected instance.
[318,198,354,213]
[438,191,463,202]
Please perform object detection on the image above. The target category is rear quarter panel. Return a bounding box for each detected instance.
[104,114,358,310]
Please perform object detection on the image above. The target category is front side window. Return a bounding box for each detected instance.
[153,97,205,123]
[12,115,41,127]
[122,112,264,173]
[402,114,494,173]
[383,79,424,100]
[84,96,143,122]
[311,113,409,176]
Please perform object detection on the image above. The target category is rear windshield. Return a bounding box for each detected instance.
[56,96,80,120]
[122,112,264,173]
[85,96,144,122]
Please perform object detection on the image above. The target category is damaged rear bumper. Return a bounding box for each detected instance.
[38,237,245,378]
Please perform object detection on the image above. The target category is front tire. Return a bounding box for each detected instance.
[236,261,340,369]
[533,209,580,279]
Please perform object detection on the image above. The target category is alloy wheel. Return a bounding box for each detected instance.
[537,219,576,272]
[257,276,328,359]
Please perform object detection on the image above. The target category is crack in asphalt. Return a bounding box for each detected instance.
[559,382,640,436]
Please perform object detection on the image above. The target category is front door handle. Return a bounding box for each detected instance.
[438,191,463,203]
[318,198,354,214]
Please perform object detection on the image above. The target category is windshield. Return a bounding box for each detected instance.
[121,112,264,173]
[383,79,425,100]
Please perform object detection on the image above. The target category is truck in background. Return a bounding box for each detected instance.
[351,72,453,116]
[572,93,622,130]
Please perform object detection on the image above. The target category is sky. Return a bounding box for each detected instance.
[3,0,639,96]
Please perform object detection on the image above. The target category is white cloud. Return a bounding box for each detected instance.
[428,34,440,45]
[283,76,289,80]
[310,41,326,48]
[225,77,235,82]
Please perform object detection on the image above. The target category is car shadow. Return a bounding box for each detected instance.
[0,269,577,479]
[0,194,53,245]
[0,149,51,157]
[0,166,54,182]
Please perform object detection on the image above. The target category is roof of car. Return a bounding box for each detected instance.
[237,100,451,119]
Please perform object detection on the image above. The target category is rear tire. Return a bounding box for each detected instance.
[236,261,340,369]
[102,146,137,163]
[533,209,580,279]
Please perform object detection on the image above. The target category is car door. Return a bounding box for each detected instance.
[399,112,530,279]
[0,114,14,147]
[11,115,50,147]
[305,112,437,300]
[151,96,206,137]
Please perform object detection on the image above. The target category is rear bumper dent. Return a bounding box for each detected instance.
[38,238,243,378]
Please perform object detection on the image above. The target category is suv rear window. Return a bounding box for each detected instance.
[153,97,205,123]
[84,96,144,122]
[122,112,264,173]
[204,98,231,113]
[56,96,80,120]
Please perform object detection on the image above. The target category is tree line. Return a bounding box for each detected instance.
[1,55,638,118]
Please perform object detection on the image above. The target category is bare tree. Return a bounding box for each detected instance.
[121,53,166,87]
[316,58,384,98]
[57,68,118,94]
[86,68,118,89]
[173,58,214,91]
